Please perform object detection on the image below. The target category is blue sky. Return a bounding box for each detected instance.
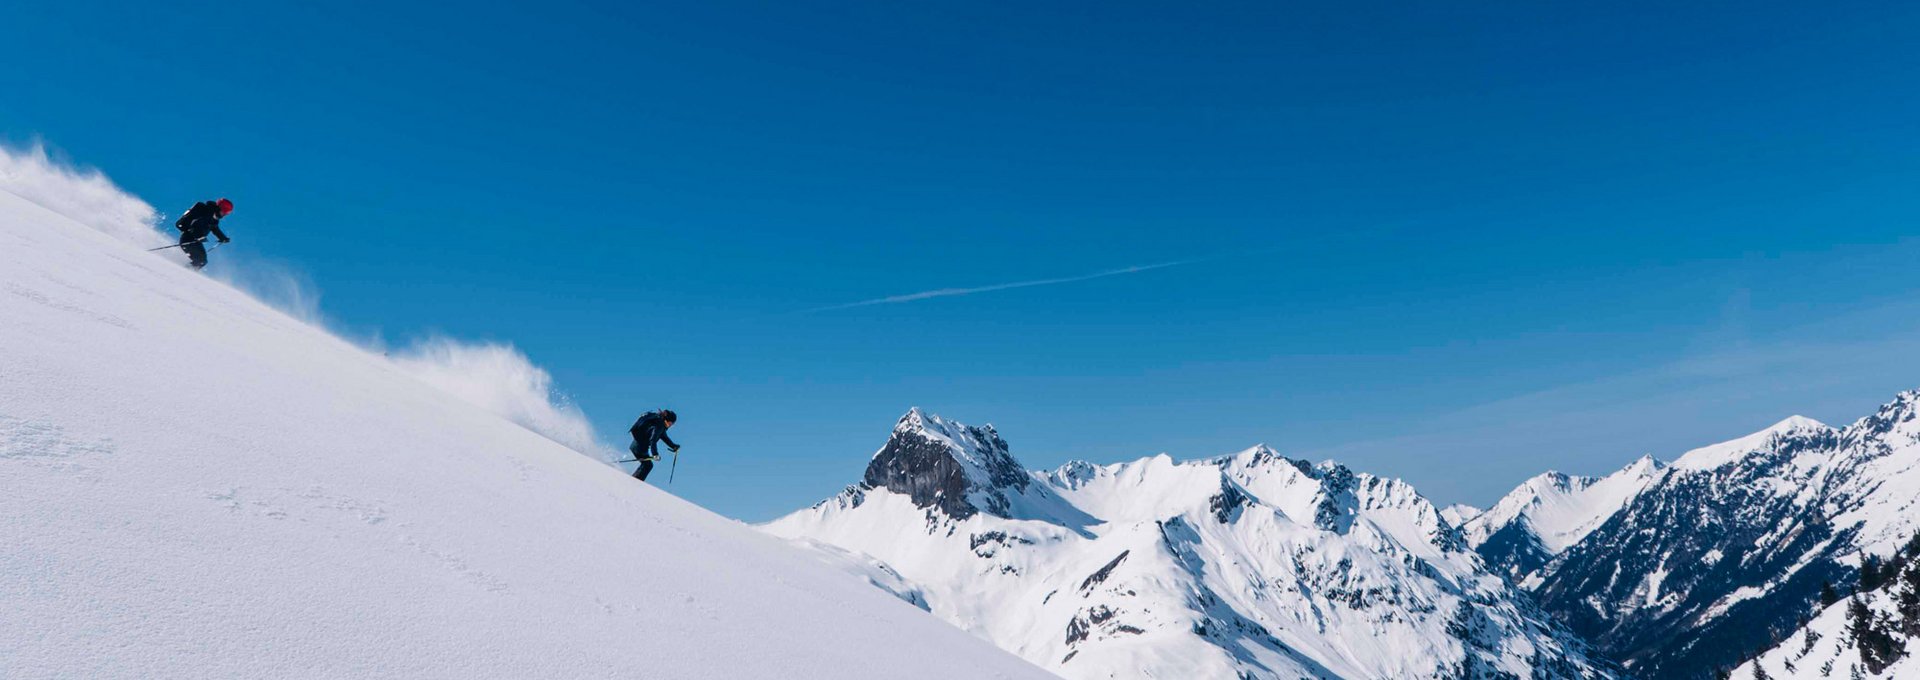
[5,1,1920,520]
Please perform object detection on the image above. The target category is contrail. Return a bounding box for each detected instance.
[800,259,1202,313]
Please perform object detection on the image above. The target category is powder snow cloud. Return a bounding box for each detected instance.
[0,142,163,248]
[387,338,618,461]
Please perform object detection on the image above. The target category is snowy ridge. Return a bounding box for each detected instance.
[1672,415,1835,471]
[1522,392,1920,678]
[0,175,1049,678]
[1441,503,1483,528]
[1462,455,1666,582]
[766,414,1615,679]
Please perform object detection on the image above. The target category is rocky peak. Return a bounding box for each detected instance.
[1622,453,1666,475]
[863,409,1030,519]
[1046,460,1101,490]
[1854,389,1920,443]
[1309,461,1360,532]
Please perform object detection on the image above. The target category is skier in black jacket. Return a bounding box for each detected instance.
[629,410,679,481]
[174,198,233,269]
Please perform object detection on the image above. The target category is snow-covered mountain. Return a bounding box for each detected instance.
[765,410,1617,679]
[1441,503,1483,528]
[1518,397,1920,679]
[1460,456,1666,583]
[0,165,1050,679]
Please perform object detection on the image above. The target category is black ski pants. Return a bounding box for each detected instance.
[630,440,655,481]
[181,236,208,269]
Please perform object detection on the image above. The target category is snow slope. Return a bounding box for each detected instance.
[1733,538,1920,680]
[765,412,1616,679]
[0,180,1050,678]
[1732,587,1920,680]
[1439,503,1481,528]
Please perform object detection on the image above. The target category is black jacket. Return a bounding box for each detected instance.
[175,201,229,243]
[630,412,678,457]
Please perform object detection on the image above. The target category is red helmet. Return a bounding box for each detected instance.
[216,198,234,216]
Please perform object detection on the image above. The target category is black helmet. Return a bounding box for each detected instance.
[660,409,677,423]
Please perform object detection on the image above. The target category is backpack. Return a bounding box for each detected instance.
[631,412,663,439]
[176,202,212,233]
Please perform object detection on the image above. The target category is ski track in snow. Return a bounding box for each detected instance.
[0,415,116,475]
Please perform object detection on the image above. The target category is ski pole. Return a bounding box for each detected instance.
[147,238,204,252]
[669,449,679,484]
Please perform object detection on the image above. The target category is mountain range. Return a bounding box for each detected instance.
[769,389,1920,679]
[765,409,1616,679]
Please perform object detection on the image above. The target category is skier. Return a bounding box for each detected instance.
[174,198,233,269]
[628,409,680,482]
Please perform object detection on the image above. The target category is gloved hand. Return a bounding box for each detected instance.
[217,236,231,244]
[668,444,681,453]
